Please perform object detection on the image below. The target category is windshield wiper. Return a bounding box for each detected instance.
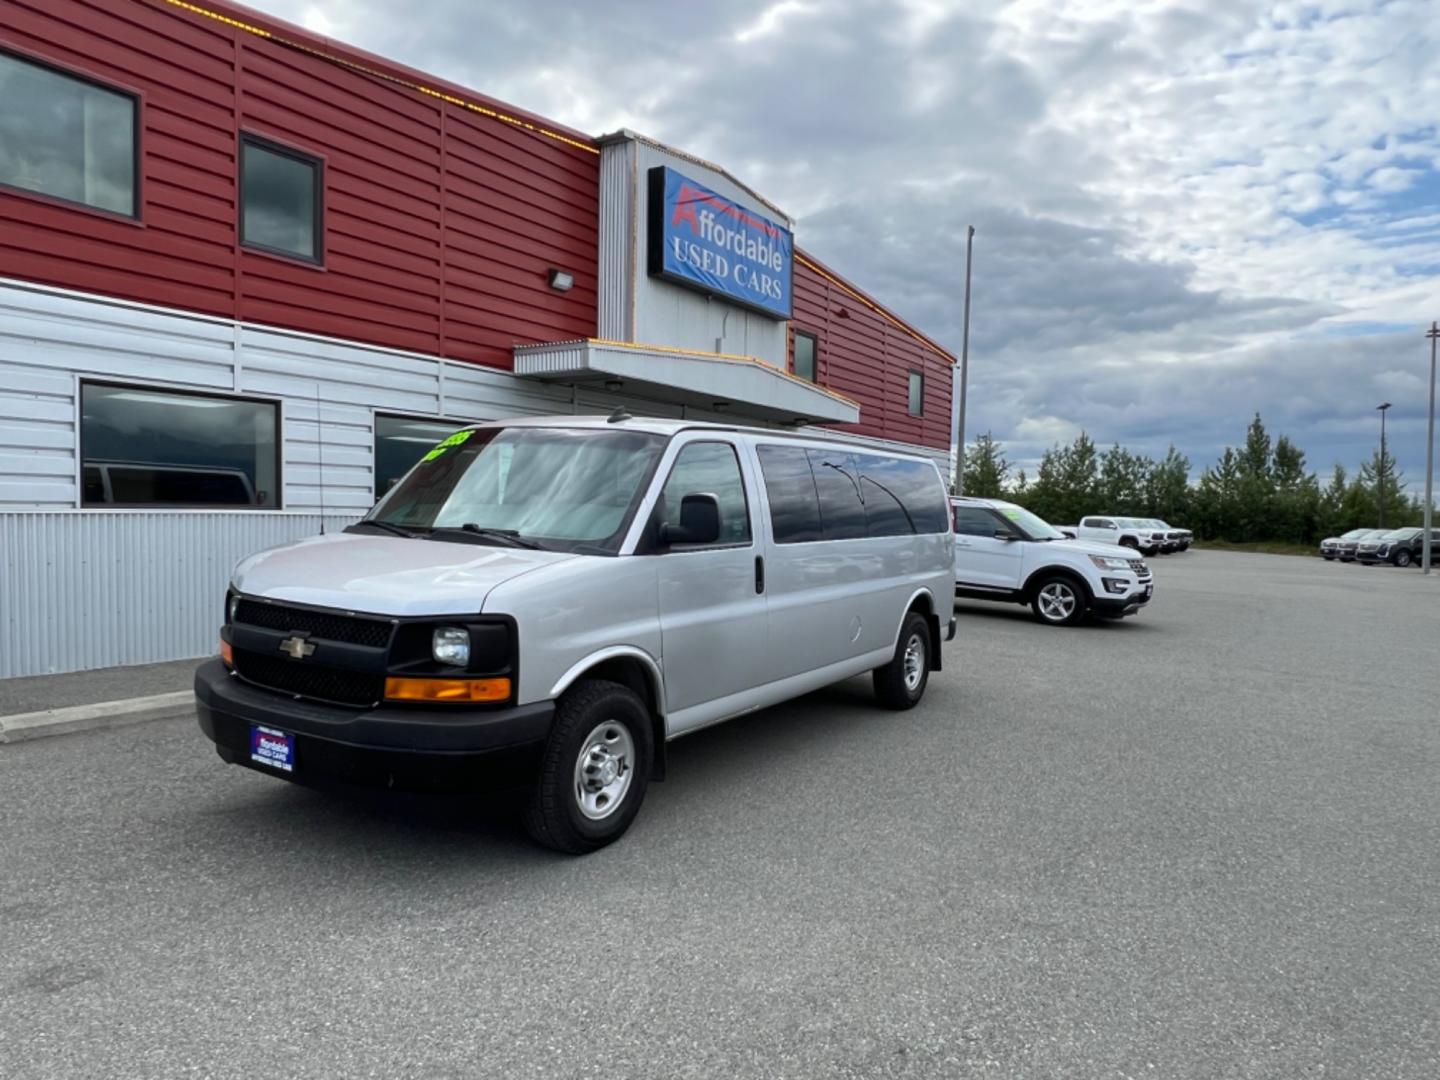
[347,519,421,539]
[429,524,544,550]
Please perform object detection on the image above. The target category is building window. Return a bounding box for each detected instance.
[793,331,817,382]
[374,414,463,499]
[80,383,279,507]
[241,135,322,262]
[908,371,924,416]
[0,50,137,217]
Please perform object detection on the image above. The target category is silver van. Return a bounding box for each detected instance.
[195,415,956,852]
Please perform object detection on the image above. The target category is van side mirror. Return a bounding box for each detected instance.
[993,529,1018,541]
[659,493,721,546]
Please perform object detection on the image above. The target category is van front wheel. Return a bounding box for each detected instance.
[874,611,931,710]
[524,679,652,854]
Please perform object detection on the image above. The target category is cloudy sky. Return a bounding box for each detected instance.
[256,0,1439,488]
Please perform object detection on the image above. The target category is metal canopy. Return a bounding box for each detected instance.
[513,339,860,426]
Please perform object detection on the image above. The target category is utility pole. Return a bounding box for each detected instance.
[1376,401,1392,528]
[952,225,975,495]
[1424,323,1437,574]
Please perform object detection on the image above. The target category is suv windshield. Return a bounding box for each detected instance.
[991,502,1067,541]
[359,426,666,553]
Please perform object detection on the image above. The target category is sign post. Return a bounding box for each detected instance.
[1425,323,1438,574]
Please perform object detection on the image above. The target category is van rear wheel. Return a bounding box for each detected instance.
[524,679,652,854]
[874,611,930,710]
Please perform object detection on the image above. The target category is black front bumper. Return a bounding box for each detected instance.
[1091,585,1153,618]
[194,659,552,792]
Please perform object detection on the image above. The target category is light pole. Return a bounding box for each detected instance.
[1424,323,1437,574]
[1376,401,1392,528]
[952,225,975,495]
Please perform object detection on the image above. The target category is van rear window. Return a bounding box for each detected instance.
[758,444,949,543]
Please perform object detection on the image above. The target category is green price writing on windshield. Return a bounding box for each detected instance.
[1001,508,1022,520]
[420,429,472,463]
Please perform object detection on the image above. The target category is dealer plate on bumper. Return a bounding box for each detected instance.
[250,725,295,773]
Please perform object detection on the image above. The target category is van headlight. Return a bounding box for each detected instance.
[1089,555,1132,570]
[432,627,470,666]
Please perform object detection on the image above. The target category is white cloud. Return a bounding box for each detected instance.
[244,0,1440,486]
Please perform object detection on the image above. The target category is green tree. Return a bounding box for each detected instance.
[962,432,1010,498]
[1146,446,1192,523]
[1194,446,1242,539]
[1359,446,1412,527]
[1098,445,1152,515]
[1317,464,1351,537]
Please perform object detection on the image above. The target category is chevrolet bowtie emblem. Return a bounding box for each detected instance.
[278,635,316,660]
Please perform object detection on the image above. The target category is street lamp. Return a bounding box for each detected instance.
[1376,402,1392,528]
[1424,323,1437,575]
[952,224,975,495]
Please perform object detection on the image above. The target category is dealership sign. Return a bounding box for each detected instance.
[646,166,793,320]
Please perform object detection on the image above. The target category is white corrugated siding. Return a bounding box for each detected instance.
[0,511,358,678]
[0,277,947,678]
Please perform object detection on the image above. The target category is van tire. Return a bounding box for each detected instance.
[523,679,652,855]
[1030,573,1088,627]
[873,611,930,710]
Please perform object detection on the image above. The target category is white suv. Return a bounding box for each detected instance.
[952,497,1154,626]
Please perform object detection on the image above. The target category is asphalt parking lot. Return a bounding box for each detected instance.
[2,551,1437,1079]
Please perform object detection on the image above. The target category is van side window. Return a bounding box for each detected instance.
[658,441,751,545]
[856,455,950,535]
[808,450,868,540]
[757,445,823,543]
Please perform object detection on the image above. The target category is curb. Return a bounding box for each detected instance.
[0,691,194,745]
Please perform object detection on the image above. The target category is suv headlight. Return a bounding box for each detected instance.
[1377,545,1390,556]
[1089,555,1133,570]
[431,627,470,666]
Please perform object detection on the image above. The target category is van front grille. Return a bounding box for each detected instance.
[232,649,383,708]
[234,599,393,648]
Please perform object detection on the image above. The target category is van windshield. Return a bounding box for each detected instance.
[359,426,666,553]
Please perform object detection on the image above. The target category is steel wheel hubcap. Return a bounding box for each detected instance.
[1039,583,1077,621]
[574,721,634,821]
[903,633,925,692]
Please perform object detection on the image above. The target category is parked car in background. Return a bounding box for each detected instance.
[1319,528,1370,560]
[953,498,1154,626]
[1333,528,1388,562]
[1074,516,1166,556]
[195,416,957,853]
[1357,527,1435,567]
[1144,519,1192,552]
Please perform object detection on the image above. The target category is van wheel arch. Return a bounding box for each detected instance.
[569,657,667,781]
[902,591,942,672]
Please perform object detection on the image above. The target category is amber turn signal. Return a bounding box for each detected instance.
[384,677,510,703]
[219,639,233,667]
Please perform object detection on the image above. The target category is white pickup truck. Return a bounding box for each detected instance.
[1070,516,1169,556]
[952,497,1154,626]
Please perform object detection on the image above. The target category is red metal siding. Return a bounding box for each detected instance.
[0,0,598,367]
[792,254,955,450]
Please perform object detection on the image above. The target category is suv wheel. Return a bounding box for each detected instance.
[1394,549,1413,568]
[524,679,652,854]
[873,611,930,710]
[1031,575,1087,627]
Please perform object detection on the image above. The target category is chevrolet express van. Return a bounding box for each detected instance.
[195,415,957,852]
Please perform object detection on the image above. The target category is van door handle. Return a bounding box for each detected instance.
[755,555,765,594]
